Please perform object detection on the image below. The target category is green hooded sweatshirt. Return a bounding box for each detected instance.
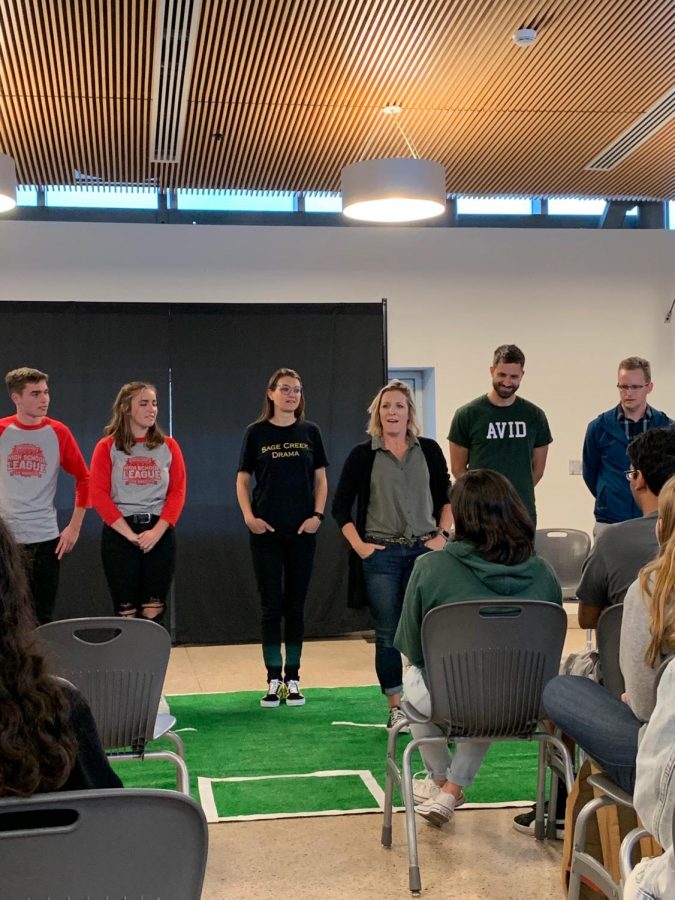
[394,539,563,668]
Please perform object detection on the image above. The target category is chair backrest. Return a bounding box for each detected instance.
[596,603,625,697]
[36,617,170,750]
[0,788,208,899]
[535,528,591,598]
[421,599,568,737]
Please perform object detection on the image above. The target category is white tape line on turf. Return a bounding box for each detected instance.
[199,769,384,824]
[331,721,386,728]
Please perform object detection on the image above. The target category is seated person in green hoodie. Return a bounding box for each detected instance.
[394,468,562,827]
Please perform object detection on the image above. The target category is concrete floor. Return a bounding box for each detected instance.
[165,621,586,899]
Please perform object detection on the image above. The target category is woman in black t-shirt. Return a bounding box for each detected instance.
[236,368,328,709]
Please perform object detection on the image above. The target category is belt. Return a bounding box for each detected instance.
[366,533,435,546]
[126,513,154,525]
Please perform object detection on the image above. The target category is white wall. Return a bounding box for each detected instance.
[1,219,674,534]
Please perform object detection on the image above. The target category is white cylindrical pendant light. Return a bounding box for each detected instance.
[341,157,446,223]
[0,154,16,212]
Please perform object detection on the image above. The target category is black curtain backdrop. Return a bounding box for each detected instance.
[0,301,385,644]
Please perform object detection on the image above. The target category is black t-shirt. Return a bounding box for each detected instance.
[238,419,328,530]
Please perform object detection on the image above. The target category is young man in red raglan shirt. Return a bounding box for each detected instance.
[0,367,90,623]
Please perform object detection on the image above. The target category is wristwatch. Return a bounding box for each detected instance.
[313,511,325,521]
[439,529,451,541]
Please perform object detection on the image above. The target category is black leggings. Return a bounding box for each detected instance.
[101,518,176,619]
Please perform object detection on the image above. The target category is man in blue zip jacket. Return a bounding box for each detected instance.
[583,356,672,534]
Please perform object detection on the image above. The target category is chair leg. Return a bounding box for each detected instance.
[567,795,620,900]
[401,740,425,896]
[163,729,186,759]
[535,740,547,841]
[381,725,399,848]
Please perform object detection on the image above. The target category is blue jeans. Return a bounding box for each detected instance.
[543,675,642,794]
[361,541,429,695]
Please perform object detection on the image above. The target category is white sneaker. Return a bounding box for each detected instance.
[412,774,441,805]
[416,790,464,827]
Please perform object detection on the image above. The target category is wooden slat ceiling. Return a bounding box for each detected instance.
[0,0,674,199]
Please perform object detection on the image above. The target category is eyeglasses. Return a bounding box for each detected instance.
[278,385,302,395]
[624,469,639,481]
[617,384,649,392]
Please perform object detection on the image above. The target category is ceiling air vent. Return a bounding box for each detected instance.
[149,0,203,164]
[586,85,675,172]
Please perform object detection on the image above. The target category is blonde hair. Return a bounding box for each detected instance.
[103,381,166,454]
[366,380,421,439]
[639,475,675,667]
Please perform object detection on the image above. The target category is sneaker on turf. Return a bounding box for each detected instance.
[412,774,466,809]
[416,790,462,827]
[260,678,285,708]
[512,804,564,840]
[286,679,306,706]
[386,705,411,733]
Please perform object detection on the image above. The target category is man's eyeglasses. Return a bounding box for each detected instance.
[278,385,303,395]
[624,469,640,481]
[617,384,649,392]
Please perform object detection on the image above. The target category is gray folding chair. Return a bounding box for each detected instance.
[536,528,594,649]
[535,529,592,599]
[0,788,207,899]
[382,599,574,896]
[597,603,625,697]
[37,617,189,793]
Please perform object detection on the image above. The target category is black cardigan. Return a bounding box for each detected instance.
[331,437,451,608]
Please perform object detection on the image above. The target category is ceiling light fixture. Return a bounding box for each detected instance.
[0,154,17,212]
[341,106,446,223]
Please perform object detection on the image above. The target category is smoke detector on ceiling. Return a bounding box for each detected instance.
[513,27,537,47]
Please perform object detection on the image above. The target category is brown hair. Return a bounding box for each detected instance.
[366,380,421,438]
[5,367,49,398]
[451,469,535,565]
[619,356,651,383]
[0,516,77,796]
[255,368,305,423]
[639,475,675,667]
[492,345,525,367]
[103,381,166,454]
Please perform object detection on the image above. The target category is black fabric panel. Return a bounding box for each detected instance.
[0,301,385,645]
[169,303,384,644]
[0,302,170,620]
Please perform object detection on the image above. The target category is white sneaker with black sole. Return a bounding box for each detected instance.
[260,678,287,708]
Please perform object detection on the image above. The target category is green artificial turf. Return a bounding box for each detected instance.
[111,686,543,820]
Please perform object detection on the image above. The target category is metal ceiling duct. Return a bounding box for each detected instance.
[586,86,675,172]
[149,0,203,164]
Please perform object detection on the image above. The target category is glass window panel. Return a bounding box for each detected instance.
[176,190,294,212]
[15,186,38,206]
[305,193,342,213]
[548,197,607,216]
[45,186,157,209]
[456,196,532,215]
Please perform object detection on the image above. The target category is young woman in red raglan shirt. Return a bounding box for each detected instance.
[90,382,186,622]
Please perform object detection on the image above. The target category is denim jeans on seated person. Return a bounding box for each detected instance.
[543,674,642,794]
[361,541,429,695]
